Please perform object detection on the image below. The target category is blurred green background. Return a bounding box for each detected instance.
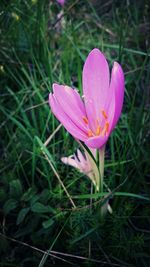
[0,0,150,266]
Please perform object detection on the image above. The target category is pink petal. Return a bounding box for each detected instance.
[76,149,86,170]
[85,135,108,149]
[49,94,87,141]
[53,83,87,132]
[82,48,110,131]
[109,62,124,130]
[54,83,86,114]
[56,0,65,6]
[61,156,79,169]
[77,149,86,163]
[74,154,82,169]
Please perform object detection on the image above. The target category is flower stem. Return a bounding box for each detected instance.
[99,145,105,192]
[98,145,106,218]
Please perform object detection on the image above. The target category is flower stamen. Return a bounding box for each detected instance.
[101,121,109,136]
[96,125,101,136]
[82,116,88,124]
[87,130,93,137]
[105,122,109,133]
[101,110,108,120]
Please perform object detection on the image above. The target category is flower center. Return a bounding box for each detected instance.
[82,110,109,138]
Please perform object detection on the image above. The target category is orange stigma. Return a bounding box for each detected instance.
[105,122,109,133]
[82,116,88,124]
[84,113,109,138]
[96,125,101,136]
[101,122,109,136]
[101,110,108,120]
[87,130,93,137]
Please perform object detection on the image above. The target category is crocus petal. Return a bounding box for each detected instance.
[53,83,85,114]
[49,94,87,141]
[77,149,86,163]
[82,48,110,131]
[56,0,65,6]
[53,83,87,132]
[109,62,124,130]
[61,156,79,169]
[85,135,108,149]
[76,149,87,170]
[61,151,92,176]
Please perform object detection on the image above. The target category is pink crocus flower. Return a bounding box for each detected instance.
[61,149,99,189]
[49,48,124,149]
[61,148,113,214]
[56,0,65,6]
[61,149,92,175]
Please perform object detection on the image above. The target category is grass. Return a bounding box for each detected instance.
[0,0,150,266]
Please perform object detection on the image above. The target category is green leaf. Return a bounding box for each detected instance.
[35,136,55,167]
[16,207,30,225]
[78,141,100,190]
[114,192,150,202]
[31,202,54,213]
[71,192,150,202]
[30,195,40,205]
[21,188,37,202]
[9,179,23,199]
[42,219,54,229]
[0,106,32,141]
[78,141,97,166]
[105,159,133,168]
[71,227,97,245]
[40,189,51,202]
[3,199,18,215]
[103,44,150,56]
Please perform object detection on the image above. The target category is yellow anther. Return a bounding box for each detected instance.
[96,125,101,136]
[105,122,109,133]
[101,110,108,120]
[87,130,93,137]
[82,116,88,124]
[101,122,109,136]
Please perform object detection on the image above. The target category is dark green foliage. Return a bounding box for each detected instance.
[0,0,150,266]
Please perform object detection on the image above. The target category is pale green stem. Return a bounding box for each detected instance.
[98,145,106,219]
[99,145,105,192]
